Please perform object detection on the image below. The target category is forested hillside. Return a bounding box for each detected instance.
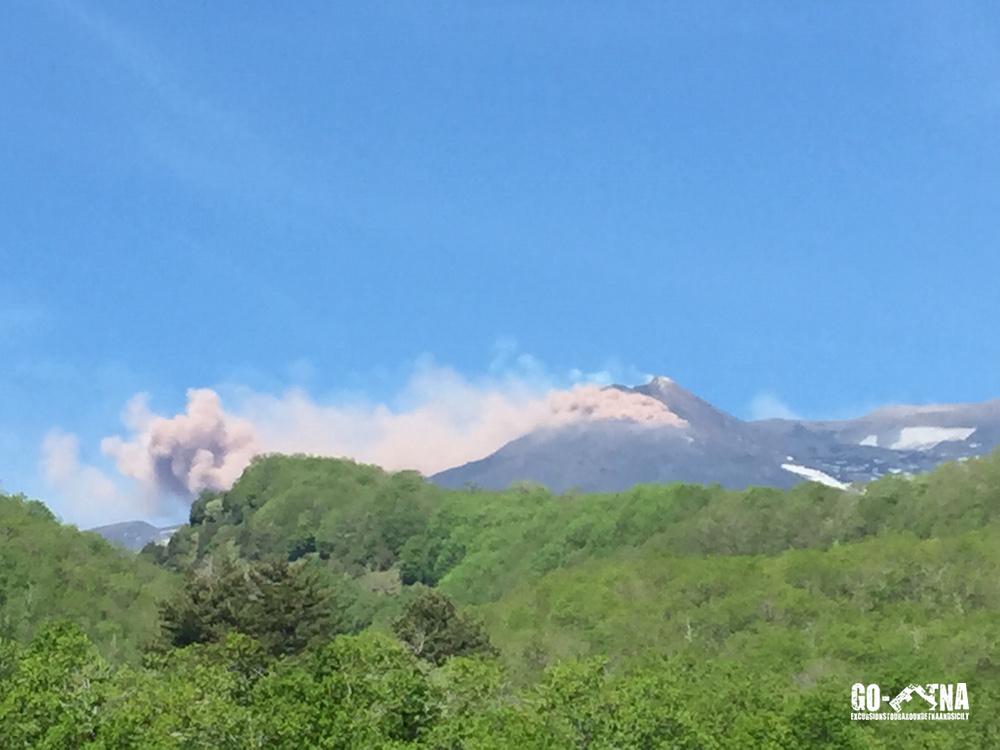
[2,453,1000,746]
[0,493,175,662]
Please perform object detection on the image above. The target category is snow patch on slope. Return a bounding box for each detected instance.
[859,434,878,447]
[781,463,850,490]
[890,426,975,451]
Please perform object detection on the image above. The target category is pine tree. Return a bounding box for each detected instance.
[160,557,342,656]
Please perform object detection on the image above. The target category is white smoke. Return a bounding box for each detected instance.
[748,392,801,421]
[40,429,149,528]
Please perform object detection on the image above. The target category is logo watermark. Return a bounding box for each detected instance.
[850,683,969,721]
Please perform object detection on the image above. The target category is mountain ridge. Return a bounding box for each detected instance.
[89,378,1000,544]
[432,376,1000,493]
[88,520,182,552]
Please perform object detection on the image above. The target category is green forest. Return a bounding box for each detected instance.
[3,451,1000,748]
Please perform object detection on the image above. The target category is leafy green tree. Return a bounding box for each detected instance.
[0,637,17,682]
[423,656,517,748]
[95,635,263,749]
[787,686,867,749]
[0,622,110,749]
[252,632,437,748]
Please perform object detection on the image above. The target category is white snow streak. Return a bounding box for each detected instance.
[780,463,850,490]
[890,426,975,451]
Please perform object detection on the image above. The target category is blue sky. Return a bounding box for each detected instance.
[3,2,1000,525]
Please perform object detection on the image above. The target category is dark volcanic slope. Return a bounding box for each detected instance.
[433,421,801,492]
[433,377,1000,493]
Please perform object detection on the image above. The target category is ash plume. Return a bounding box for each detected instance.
[93,362,685,503]
[101,388,259,497]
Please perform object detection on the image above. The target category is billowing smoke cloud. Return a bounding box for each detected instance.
[101,388,259,496]
[95,363,685,503]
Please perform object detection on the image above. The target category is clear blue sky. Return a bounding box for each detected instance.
[3,2,1000,519]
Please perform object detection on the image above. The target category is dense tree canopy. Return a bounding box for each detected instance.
[3,451,1000,746]
[0,492,175,662]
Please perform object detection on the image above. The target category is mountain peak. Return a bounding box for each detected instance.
[649,375,676,387]
[644,375,699,400]
[631,376,740,433]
